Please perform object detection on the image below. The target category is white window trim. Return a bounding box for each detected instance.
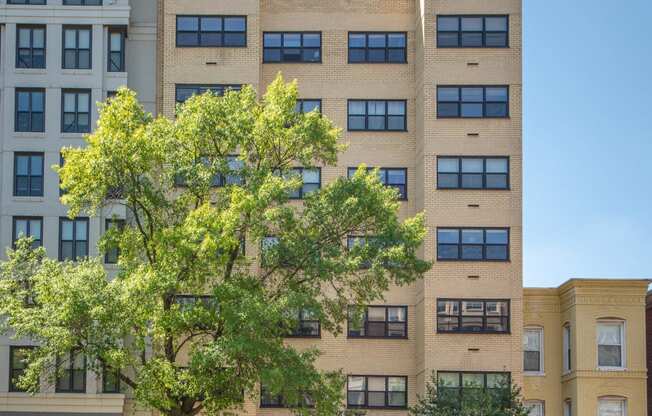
[596,320,626,371]
[524,400,545,416]
[524,326,545,376]
[563,399,572,416]
[597,397,627,416]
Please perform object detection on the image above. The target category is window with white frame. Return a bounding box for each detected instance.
[563,400,571,416]
[524,401,544,416]
[563,324,571,373]
[597,321,625,369]
[523,327,543,373]
[598,398,626,416]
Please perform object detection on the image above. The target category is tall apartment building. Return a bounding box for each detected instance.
[0,0,156,414]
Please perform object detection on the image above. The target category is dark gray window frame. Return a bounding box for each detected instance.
[63,0,102,5]
[102,365,121,393]
[55,350,86,393]
[347,99,407,131]
[262,31,322,63]
[14,152,44,197]
[107,26,126,72]
[16,24,46,68]
[15,88,45,132]
[436,371,511,406]
[295,99,322,114]
[175,84,242,104]
[61,89,91,133]
[346,375,408,409]
[7,0,46,4]
[175,15,247,48]
[347,305,408,339]
[62,25,92,69]
[436,299,511,334]
[286,309,321,338]
[288,167,321,199]
[437,15,509,48]
[9,346,35,392]
[437,156,510,190]
[58,217,89,261]
[348,32,407,63]
[347,167,408,200]
[12,216,43,248]
[437,85,509,118]
[436,227,510,261]
[104,219,124,264]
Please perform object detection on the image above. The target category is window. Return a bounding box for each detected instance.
[16,25,46,68]
[287,309,320,337]
[59,217,89,261]
[14,152,44,197]
[524,327,544,373]
[260,385,314,408]
[62,89,91,133]
[15,88,45,132]
[295,99,321,113]
[525,401,544,416]
[63,0,102,5]
[437,157,509,189]
[437,86,509,118]
[348,32,407,63]
[176,16,246,47]
[175,84,241,104]
[437,15,508,47]
[347,375,407,408]
[347,167,407,200]
[174,155,244,187]
[108,27,125,72]
[563,324,571,373]
[598,398,626,416]
[261,236,280,267]
[13,217,43,248]
[9,346,34,392]
[8,0,46,4]
[102,366,120,393]
[348,306,407,338]
[597,321,625,369]
[287,168,320,199]
[437,372,510,406]
[348,100,406,131]
[56,351,85,393]
[63,26,91,69]
[104,219,124,264]
[437,299,509,333]
[563,400,572,416]
[263,32,321,63]
[437,228,509,261]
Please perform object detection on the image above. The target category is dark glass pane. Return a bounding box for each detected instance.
[349,33,366,48]
[461,317,483,332]
[17,114,30,132]
[486,174,507,189]
[461,32,483,47]
[485,17,508,31]
[200,33,221,46]
[438,173,458,188]
[485,245,508,260]
[223,33,245,46]
[461,174,483,188]
[200,17,221,32]
[438,17,459,31]
[438,87,459,102]
[438,229,459,244]
[461,103,483,117]
[387,322,406,337]
[461,88,484,102]
[524,351,540,371]
[367,49,386,62]
[438,244,459,259]
[263,49,281,62]
[437,32,459,47]
[486,317,508,332]
[461,245,483,259]
[176,32,198,46]
[388,34,406,47]
[486,87,508,102]
[388,48,406,62]
[72,369,85,391]
[302,48,320,62]
[368,34,386,47]
[387,115,405,130]
[303,33,320,47]
[367,116,385,130]
[437,103,459,117]
[78,50,91,69]
[223,17,245,32]
[598,345,622,367]
[348,391,365,406]
[461,17,483,31]
[348,116,365,130]
[349,49,365,62]
[486,230,508,244]
[368,392,385,407]
[282,49,302,62]
[438,316,459,331]
[30,177,43,195]
[485,32,508,47]
[61,242,74,260]
[462,229,483,244]
[76,241,88,258]
[15,177,29,195]
[264,33,282,47]
[388,392,406,407]
[485,102,508,117]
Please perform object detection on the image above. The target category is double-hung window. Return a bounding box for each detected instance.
[564,400,572,416]
[8,0,46,4]
[59,217,89,261]
[16,25,46,68]
[597,321,625,369]
[108,27,126,72]
[563,324,572,373]
[524,327,544,373]
[175,84,241,104]
[63,26,91,69]
[598,398,626,416]
[295,99,321,114]
[260,385,314,408]
[62,89,91,133]
[15,88,45,132]
[437,299,509,333]
[347,167,407,200]
[13,217,43,248]
[437,228,509,261]
[348,306,407,338]
[437,372,510,405]
[287,168,320,199]
[524,401,545,416]
[14,152,44,197]
[104,219,124,264]
[102,366,121,393]
[9,346,34,392]
[263,32,321,63]
[437,15,508,47]
[348,100,406,131]
[63,0,102,4]
[437,157,509,189]
[348,32,407,63]
[437,86,509,118]
[176,16,246,47]
[287,309,320,338]
[347,375,407,408]
[56,351,86,393]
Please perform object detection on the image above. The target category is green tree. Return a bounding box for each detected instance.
[411,373,532,416]
[0,74,430,416]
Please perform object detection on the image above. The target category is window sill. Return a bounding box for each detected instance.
[347,336,408,340]
[106,71,127,77]
[13,132,47,139]
[347,406,407,410]
[61,69,93,75]
[14,68,47,75]
[524,372,546,377]
[597,367,627,372]
[13,197,44,203]
[61,133,88,139]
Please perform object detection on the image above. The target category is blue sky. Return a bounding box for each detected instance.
[523,0,652,287]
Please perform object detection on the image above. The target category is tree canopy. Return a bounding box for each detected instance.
[0,74,430,416]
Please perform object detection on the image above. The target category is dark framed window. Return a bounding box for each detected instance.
[260,385,314,408]
[348,32,406,63]
[295,99,321,114]
[437,15,508,48]
[62,89,91,133]
[175,84,241,104]
[437,299,510,333]
[176,15,246,47]
[348,100,406,131]
[9,346,34,392]
[15,88,45,132]
[108,27,126,72]
[56,350,86,393]
[263,32,321,63]
[8,0,47,4]
[63,0,102,4]
[16,25,46,68]
[347,375,407,409]
[62,26,92,69]
[12,217,43,248]
[174,295,217,311]
[287,309,320,338]
[14,152,44,197]
[437,228,509,261]
[348,306,407,338]
[437,372,510,406]
[175,155,244,187]
[437,157,509,189]
[59,217,89,261]
[104,219,124,264]
[347,167,407,200]
[437,86,509,118]
[102,366,121,393]
[287,168,320,199]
